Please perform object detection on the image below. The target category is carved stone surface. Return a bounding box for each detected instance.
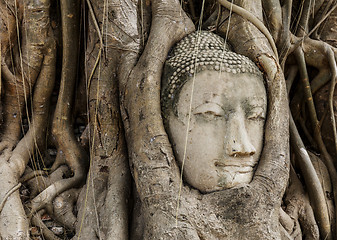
[162,31,267,192]
[161,31,262,115]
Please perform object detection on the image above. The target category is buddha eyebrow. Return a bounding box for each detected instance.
[242,97,266,106]
[194,101,225,112]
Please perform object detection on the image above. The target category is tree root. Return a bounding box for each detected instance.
[0,0,335,239]
[29,0,86,218]
[289,114,331,239]
[52,189,79,231]
[0,182,21,214]
[25,165,70,198]
[0,1,55,236]
[218,0,279,60]
[326,48,337,163]
[283,167,320,239]
[31,210,62,240]
[294,46,337,238]
[20,170,47,183]
[118,0,195,237]
[0,54,55,239]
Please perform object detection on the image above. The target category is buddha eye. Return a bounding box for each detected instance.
[193,103,224,120]
[246,107,265,121]
[195,111,223,118]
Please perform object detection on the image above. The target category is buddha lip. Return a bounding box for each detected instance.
[214,160,256,168]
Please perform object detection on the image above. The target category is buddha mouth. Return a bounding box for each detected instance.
[214,159,257,170]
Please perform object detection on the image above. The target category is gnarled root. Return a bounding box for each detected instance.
[118,0,195,238]
[282,167,320,239]
[29,0,86,217]
[0,37,56,239]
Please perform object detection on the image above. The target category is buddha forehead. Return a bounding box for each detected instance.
[176,70,266,118]
[161,31,264,116]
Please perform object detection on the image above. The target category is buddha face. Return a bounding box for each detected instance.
[167,70,267,193]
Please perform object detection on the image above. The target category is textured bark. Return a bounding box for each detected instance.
[0,0,336,239]
[70,0,135,239]
[118,0,195,238]
[0,0,55,238]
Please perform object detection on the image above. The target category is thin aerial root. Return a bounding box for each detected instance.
[309,3,337,40]
[290,4,337,53]
[261,0,282,43]
[327,47,337,163]
[295,0,313,36]
[202,4,220,29]
[0,182,21,214]
[294,47,318,126]
[218,0,279,60]
[294,46,337,238]
[289,114,332,240]
[311,0,334,39]
[32,211,62,240]
[281,0,292,39]
[278,0,292,67]
[86,0,103,92]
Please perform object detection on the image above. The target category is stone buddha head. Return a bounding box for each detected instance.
[161,31,267,193]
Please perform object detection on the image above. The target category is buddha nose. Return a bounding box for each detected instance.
[225,114,256,156]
